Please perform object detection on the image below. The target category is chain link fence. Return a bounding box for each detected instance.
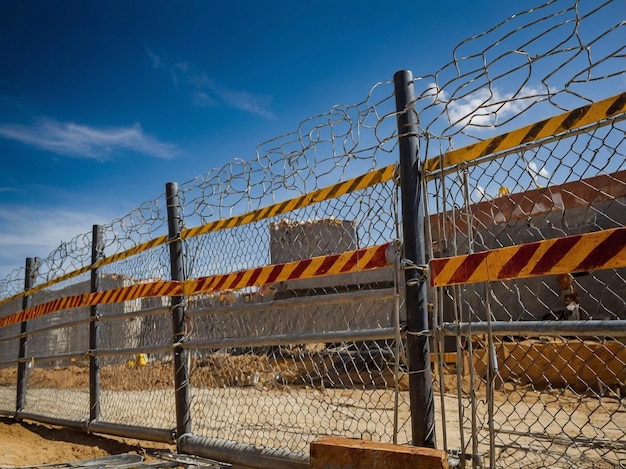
[0,0,625,467]
[418,0,626,467]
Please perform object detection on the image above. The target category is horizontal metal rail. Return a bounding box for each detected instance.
[0,359,18,368]
[88,421,175,444]
[440,320,626,337]
[14,412,85,430]
[20,316,93,338]
[93,344,173,357]
[178,433,309,469]
[1,306,170,342]
[96,305,171,322]
[19,351,88,363]
[186,288,397,318]
[9,413,176,444]
[183,327,398,351]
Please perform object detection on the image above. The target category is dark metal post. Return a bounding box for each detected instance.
[166,182,191,438]
[16,257,38,414]
[394,69,436,448]
[89,224,104,423]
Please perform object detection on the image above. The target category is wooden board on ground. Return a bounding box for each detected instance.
[310,437,449,469]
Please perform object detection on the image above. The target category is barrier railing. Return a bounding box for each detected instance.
[1,1,624,468]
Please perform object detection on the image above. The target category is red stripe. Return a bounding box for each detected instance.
[204,276,221,292]
[288,258,313,280]
[315,254,341,276]
[110,287,126,304]
[192,277,210,294]
[165,281,182,297]
[530,235,582,276]
[93,291,106,305]
[266,264,285,284]
[137,283,152,298]
[364,245,388,269]
[248,267,263,286]
[51,299,63,313]
[227,271,246,290]
[339,250,361,273]
[73,294,85,308]
[497,242,541,280]
[212,274,229,292]
[575,228,625,271]
[449,251,490,285]
[429,258,450,286]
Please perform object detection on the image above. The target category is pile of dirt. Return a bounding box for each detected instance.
[0,417,173,466]
[0,351,410,392]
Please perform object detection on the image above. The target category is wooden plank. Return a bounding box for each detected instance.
[310,437,450,469]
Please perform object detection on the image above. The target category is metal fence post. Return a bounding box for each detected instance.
[16,257,38,414]
[90,224,104,423]
[393,69,437,448]
[166,182,192,439]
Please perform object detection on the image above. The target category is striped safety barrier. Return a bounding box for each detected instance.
[0,165,396,310]
[429,227,626,287]
[424,92,626,174]
[0,242,395,329]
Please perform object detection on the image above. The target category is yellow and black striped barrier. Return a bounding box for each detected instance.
[181,164,396,239]
[0,165,396,310]
[424,92,626,174]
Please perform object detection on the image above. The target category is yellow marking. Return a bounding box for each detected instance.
[182,164,396,239]
[424,93,626,174]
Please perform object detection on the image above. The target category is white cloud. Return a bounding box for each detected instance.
[0,119,180,160]
[426,83,542,131]
[424,82,448,104]
[145,46,274,119]
[209,83,274,119]
[0,206,114,281]
[472,185,487,203]
[527,160,551,187]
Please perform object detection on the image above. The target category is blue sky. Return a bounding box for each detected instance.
[0,0,623,281]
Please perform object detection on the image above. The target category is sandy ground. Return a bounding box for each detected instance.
[1,355,625,468]
[0,417,174,466]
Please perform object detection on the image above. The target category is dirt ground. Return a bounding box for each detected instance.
[0,417,174,466]
[1,350,624,468]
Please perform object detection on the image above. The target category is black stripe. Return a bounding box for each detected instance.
[345,174,366,195]
[521,119,549,144]
[606,93,626,117]
[291,194,309,210]
[559,104,591,131]
[480,134,508,158]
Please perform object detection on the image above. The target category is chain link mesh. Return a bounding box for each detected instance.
[423,0,626,467]
[0,0,624,466]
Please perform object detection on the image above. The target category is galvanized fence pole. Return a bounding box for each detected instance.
[166,182,192,439]
[16,257,38,414]
[89,224,104,423]
[393,69,437,448]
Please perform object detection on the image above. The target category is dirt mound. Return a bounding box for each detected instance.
[0,417,172,466]
[0,351,410,392]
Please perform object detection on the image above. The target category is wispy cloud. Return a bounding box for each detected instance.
[426,83,542,131]
[145,46,275,119]
[144,43,166,70]
[0,206,114,280]
[0,119,180,160]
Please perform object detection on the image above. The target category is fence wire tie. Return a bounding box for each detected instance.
[401,258,429,286]
[166,234,182,244]
[405,329,433,337]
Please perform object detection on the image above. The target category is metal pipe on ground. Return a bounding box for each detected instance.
[177,434,309,469]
